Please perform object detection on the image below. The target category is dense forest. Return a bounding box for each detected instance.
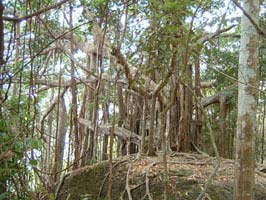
[0,0,266,199]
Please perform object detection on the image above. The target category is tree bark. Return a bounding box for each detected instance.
[53,97,67,182]
[70,3,80,169]
[141,96,147,154]
[147,95,156,156]
[234,1,259,200]
[178,64,193,152]
[194,56,202,148]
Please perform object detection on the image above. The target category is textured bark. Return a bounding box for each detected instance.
[234,1,259,200]
[178,64,193,152]
[169,96,179,151]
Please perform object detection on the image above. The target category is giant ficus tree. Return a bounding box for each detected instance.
[0,0,266,199]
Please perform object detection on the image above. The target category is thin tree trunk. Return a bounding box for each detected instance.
[13,22,20,95]
[107,109,115,200]
[44,91,54,174]
[53,97,67,182]
[102,102,110,161]
[160,109,168,199]
[147,95,156,156]
[79,86,89,166]
[260,93,266,164]
[179,64,192,152]
[84,55,97,163]
[169,94,179,151]
[234,0,259,199]
[117,82,127,156]
[70,3,79,169]
[194,56,202,148]
[219,98,228,158]
[141,96,147,154]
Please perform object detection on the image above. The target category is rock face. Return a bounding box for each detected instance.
[55,154,266,200]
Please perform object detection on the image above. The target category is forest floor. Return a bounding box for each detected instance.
[56,153,266,200]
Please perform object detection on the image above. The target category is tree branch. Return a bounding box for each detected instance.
[2,0,69,22]
[232,0,266,37]
[78,118,141,143]
[198,25,237,44]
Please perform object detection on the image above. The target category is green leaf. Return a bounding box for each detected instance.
[29,159,38,166]
[28,138,42,150]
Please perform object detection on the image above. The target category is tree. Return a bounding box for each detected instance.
[234,0,259,200]
[2,0,266,198]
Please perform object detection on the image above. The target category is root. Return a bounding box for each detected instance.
[97,159,128,200]
[141,161,156,200]
[126,164,133,200]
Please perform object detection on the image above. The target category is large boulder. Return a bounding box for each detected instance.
[55,153,266,200]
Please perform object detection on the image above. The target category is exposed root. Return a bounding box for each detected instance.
[141,161,156,200]
[97,159,128,199]
[126,164,133,200]
[55,173,70,200]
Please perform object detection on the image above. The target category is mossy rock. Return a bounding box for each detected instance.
[56,154,266,200]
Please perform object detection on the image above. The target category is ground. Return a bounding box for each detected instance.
[55,153,266,200]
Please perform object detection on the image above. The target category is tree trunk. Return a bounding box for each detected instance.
[219,98,228,158]
[147,95,156,156]
[79,86,89,166]
[234,1,259,200]
[102,101,110,161]
[70,3,80,169]
[260,93,266,163]
[117,82,127,156]
[53,97,67,182]
[141,97,147,154]
[178,64,192,152]
[194,56,202,148]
